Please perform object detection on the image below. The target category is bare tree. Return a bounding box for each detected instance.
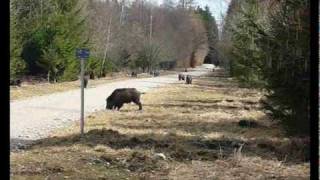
[87,0,208,73]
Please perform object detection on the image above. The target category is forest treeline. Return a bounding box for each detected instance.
[219,0,309,135]
[10,0,219,82]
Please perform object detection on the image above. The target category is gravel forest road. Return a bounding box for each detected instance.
[10,65,213,150]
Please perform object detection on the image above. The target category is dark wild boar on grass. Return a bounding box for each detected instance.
[186,75,192,84]
[178,74,185,81]
[131,72,137,77]
[106,88,144,111]
[153,71,160,77]
[10,79,21,87]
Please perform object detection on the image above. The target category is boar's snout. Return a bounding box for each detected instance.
[106,99,113,109]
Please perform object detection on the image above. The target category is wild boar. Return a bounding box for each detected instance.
[89,71,95,79]
[178,74,185,81]
[84,75,89,88]
[131,71,137,77]
[106,88,143,110]
[10,79,21,87]
[153,71,160,77]
[186,75,192,84]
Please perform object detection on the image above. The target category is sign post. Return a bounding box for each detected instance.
[80,58,85,135]
[76,48,89,135]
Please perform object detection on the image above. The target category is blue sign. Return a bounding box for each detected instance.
[76,48,90,59]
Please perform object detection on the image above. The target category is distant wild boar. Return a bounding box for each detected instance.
[10,79,21,87]
[89,71,95,79]
[186,75,192,84]
[178,74,185,81]
[106,88,143,110]
[131,72,137,77]
[153,71,160,77]
[84,76,89,88]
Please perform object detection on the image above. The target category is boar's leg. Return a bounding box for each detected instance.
[133,99,142,110]
[116,104,123,111]
[137,102,142,110]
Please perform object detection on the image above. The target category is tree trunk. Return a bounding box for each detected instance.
[100,15,112,77]
[47,71,50,83]
[190,51,196,68]
[119,1,124,25]
[149,10,153,42]
[53,72,57,83]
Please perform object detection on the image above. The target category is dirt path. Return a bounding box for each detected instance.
[10,66,212,150]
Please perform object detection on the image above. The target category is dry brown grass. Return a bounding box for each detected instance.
[10,70,310,180]
[10,71,176,101]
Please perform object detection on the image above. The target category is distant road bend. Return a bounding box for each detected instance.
[10,65,213,150]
